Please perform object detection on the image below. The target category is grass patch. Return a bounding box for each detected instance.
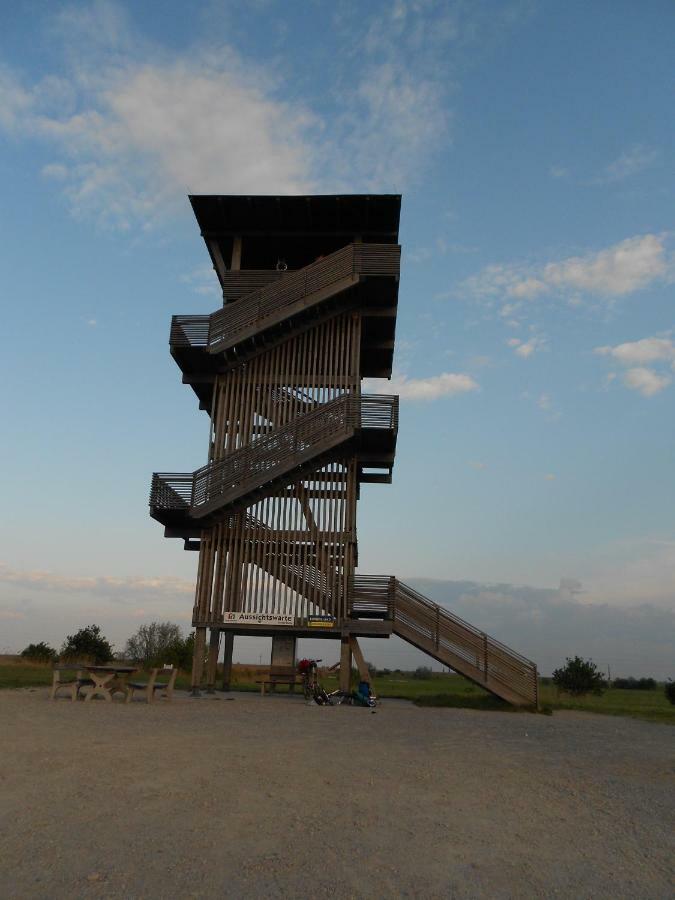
[1,658,672,723]
[539,683,674,724]
[0,661,54,689]
[414,692,512,712]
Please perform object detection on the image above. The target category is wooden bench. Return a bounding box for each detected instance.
[50,665,94,702]
[125,666,178,704]
[255,665,301,695]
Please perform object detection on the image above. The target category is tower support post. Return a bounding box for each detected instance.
[206,628,220,693]
[339,637,352,693]
[221,632,234,691]
[348,635,372,687]
[191,626,207,696]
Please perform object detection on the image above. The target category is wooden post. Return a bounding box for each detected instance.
[339,636,352,693]
[221,631,234,691]
[191,626,207,696]
[388,576,397,621]
[231,236,242,271]
[206,628,220,693]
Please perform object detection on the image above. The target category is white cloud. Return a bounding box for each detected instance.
[601,144,658,183]
[340,61,448,188]
[595,336,674,396]
[462,234,672,307]
[542,234,668,296]
[595,336,675,366]
[180,265,221,297]
[365,372,479,401]
[0,563,193,601]
[549,165,568,179]
[506,336,546,358]
[622,367,671,397]
[4,56,316,227]
[0,1,463,228]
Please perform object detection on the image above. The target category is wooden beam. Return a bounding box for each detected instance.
[231,235,242,271]
[221,631,234,691]
[348,635,371,686]
[339,637,352,693]
[208,240,228,283]
[191,626,207,695]
[206,628,220,693]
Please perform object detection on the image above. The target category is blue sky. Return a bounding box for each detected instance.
[1,0,673,675]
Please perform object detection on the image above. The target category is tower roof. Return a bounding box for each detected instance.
[189,194,401,241]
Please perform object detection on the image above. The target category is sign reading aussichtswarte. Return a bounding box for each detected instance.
[223,612,295,626]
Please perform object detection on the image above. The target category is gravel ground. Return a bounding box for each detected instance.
[1,688,673,899]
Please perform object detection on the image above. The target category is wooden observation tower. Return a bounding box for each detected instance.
[150,195,538,707]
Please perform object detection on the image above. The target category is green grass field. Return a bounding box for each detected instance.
[2,660,672,724]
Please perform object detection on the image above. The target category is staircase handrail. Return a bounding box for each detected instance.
[395,580,536,667]
[150,394,398,516]
[346,575,538,706]
[207,242,400,352]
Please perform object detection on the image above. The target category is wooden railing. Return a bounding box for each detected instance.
[149,474,193,510]
[346,575,538,707]
[207,243,400,353]
[170,316,210,348]
[221,270,286,303]
[349,574,396,619]
[150,394,398,519]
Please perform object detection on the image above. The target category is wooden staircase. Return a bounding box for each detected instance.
[150,393,398,532]
[349,576,538,707]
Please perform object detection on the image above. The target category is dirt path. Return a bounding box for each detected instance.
[1,689,673,899]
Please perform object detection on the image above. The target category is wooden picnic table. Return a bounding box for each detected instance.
[82,665,137,702]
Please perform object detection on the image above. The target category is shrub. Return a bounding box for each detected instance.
[613,677,656,691]
[20,642,57,663]
[61,625,113,664]
[163,632,194,670]
[124,622,190,668]
[665,681,675,705]
[552,656,606,697]
[413,666,433,680]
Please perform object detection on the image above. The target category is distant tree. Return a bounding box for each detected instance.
[61,625,113,664]
[163,632,195,670]
[552,656,606,697]
[665,681,675,705]
[613,677,656,691]
[20,642,57,663]
[413,666,433,680]
[124,622,192,669]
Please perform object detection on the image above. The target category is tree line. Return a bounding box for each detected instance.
[20,622,194,670]
[19,632,675,705]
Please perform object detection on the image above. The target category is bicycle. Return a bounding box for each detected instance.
[297,658,322,701]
